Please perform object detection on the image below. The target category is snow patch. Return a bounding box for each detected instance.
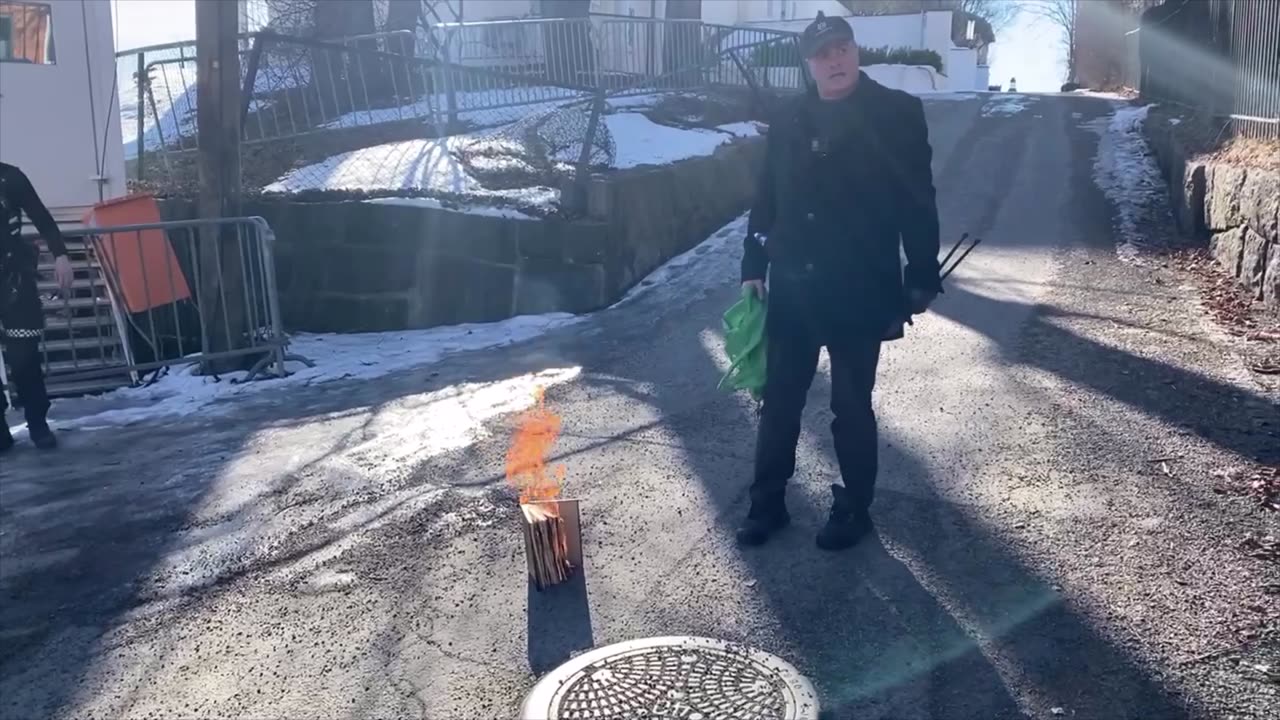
[1085,104,1167,260]
[981,94,1035,117]
[919,93,980,101]
[265,112,757,197]
[363,196,540,220]
[329,367,582,480]
[262,133,560,208]
[599,113,755,168]
[1072,89,1130,100]
[53,313,582,430]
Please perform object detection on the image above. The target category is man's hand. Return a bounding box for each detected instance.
[53,255,74,291]
[743,279,767,301]
[907,287,936,314]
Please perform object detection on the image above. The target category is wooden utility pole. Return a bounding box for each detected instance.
[195,0,247,371]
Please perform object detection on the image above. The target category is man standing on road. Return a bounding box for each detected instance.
[737,13,941,550]
[1,162,74,452]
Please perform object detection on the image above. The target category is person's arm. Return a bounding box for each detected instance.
[741,125,777,284]
[898,96,941,296]
[13,168,67,258]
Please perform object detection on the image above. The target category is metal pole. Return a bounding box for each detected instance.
[136,51,146,181]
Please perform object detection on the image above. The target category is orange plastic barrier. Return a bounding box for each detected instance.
[82,194,192,313]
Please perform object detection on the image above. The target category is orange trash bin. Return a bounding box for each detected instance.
[82,194,192,313]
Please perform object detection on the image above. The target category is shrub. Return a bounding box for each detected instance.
[750,43,943,75]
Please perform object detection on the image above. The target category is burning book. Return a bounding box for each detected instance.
[507,388,582,591]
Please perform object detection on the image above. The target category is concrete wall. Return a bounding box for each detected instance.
[976,64,990,91]
[1148,122,1280,313]
[862,64,945,93]
[162,138,764,333]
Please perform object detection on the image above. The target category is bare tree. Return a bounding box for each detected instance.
[959,0,1020,32]
[840,0,1019,33]
[1027,0,1078,80]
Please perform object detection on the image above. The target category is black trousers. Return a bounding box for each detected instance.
[751,296,883,514]
[1,256,50,427]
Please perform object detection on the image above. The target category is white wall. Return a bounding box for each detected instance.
[0,0,126,214]
[922,10,951,74]
[700,0,739,25]
[976,64,990,90]
[948,47,977,90]
[863,63,946,93]
[591,0,665,17]
[459,0,538,21]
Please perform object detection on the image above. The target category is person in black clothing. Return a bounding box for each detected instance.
[1,162,74,452]
[737,13,942,550]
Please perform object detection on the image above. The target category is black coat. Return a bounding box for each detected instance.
[741,73,941,341]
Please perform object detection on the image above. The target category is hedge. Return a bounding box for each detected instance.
[749,43,944,74]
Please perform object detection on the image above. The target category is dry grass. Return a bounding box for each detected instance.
[1202,136,1280,171]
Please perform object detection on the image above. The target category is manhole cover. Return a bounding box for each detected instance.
[520,636,819,719]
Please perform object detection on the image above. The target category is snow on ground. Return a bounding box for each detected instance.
[981,94,1037,117]
[261,132,560,208]
[133,364,581,599]
[41,314,580,432]
[919,92,980,101]
[1072,89,1132,100]
[1084,103,1167,260]
[265,114,760,197]
[39,211,750,432]
[606,115,759,168]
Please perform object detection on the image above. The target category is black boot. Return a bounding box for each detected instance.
[736,496,790,547]
[28,422,57,450]
[0,421,12,454]
[816,485,872,551]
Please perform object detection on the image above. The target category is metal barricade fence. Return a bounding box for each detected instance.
[33,217,308,391]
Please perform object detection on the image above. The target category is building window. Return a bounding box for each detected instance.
[0,1,55,65]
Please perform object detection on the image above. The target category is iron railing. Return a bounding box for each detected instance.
[1217,0,1280,139]
[113,16,806,199]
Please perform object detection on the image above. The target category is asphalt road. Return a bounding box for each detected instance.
[2,94,1272,720]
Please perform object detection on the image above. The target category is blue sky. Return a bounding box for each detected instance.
[112,0,1068,92]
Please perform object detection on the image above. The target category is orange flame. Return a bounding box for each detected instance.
[506,386,566,504]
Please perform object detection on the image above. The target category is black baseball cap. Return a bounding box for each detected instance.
[799,11,854,59]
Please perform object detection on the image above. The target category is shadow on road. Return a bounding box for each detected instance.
[528,570,595,674]
[565,294,1197,719]
[0,378,426,719]
[936,281,1279,467]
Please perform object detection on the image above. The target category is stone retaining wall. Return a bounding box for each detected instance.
[1148,122,1280,312]
[162,137,764,333]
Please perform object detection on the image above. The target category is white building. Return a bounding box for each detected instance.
[0,0,126,218]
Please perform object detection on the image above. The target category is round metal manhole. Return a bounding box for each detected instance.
[520,636,819,720]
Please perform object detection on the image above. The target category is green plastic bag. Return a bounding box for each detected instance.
[718,286,768,401]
